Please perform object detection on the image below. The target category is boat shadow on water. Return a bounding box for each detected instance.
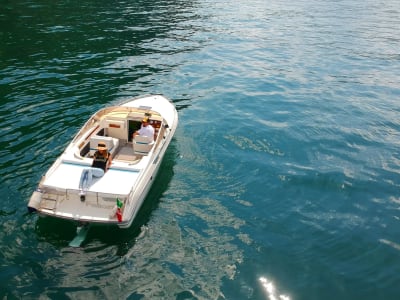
[34,143,178,256]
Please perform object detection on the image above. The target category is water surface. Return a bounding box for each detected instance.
[1,0,400,299]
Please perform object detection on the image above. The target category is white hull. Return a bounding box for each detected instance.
[28,95,178,229]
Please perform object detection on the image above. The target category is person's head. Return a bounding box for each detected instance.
[97,142,107,153]
[142,117,149,126]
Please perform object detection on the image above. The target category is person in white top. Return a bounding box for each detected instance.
[133,117,155,141]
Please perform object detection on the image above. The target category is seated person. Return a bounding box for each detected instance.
[91,142,112,172]
[133,117,155,141]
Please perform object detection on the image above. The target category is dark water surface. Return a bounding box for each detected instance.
[1,0,400,299]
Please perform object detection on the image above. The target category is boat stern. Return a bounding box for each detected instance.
[28,186,129,225]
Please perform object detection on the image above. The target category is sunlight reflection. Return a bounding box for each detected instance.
[259,277,290,300]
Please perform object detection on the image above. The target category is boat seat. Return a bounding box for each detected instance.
[132,135,154,156]
[89,135,119,156]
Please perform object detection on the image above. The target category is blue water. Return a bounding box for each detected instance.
[1,0,400,299]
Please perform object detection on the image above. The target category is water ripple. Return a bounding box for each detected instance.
[1,0,400,299]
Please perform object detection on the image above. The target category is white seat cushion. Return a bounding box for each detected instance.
[132,135,154,155]
[89,135,119,156]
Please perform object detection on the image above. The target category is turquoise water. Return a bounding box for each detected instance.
[1,0,400,299]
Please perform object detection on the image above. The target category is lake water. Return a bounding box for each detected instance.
[1,0,400,299]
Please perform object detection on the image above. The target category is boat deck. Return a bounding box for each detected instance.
[42,143,149,196]
[113,143,141,162]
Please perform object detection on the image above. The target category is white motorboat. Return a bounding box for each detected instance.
[28,95,178,233]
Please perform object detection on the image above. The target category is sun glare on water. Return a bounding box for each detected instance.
[259,277,290,300]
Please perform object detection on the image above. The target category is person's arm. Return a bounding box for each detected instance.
[148,125,155,141]
[91,152,97,166]
[107,153,112,169]
[133,127,142,139]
